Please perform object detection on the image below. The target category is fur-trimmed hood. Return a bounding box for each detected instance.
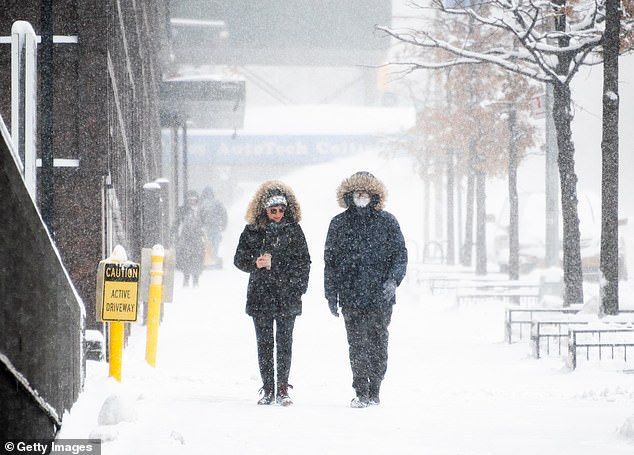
[336,171,387,210]
[245,180,302,225]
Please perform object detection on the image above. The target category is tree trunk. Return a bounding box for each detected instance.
[423,176,431,261]
[508,109,519,280]
[475,169,487,275]
[434,166,444,250]
[552,82,584,305]
[423,151,431,262]
[545,84,560,269]
[461,148,476,267]
[446,148,455,265]
[600,0,620,315]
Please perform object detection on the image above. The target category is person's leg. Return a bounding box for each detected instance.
[275,315,296,406]
[275,315,296,386]
[368,305,393,404]
[211,232,221,257]
[253,315,275,404]
[342,307,370,405]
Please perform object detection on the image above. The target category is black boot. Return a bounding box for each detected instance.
[276,384,293,407]
[350,395,370,408]
[257,385,275,405]
[369,381,381,406]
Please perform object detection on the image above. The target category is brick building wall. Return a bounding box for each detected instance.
[0,1,170,331]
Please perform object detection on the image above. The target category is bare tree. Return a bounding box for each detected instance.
[379,0,633,305]
[600,0,630,314]
[396,64,536,273]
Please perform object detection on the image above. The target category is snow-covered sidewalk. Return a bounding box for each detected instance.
[57,153,634,454]
[58,264,634,455]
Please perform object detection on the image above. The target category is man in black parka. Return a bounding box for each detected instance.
[324,171,408,408]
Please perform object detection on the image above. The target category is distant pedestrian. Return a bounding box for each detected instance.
[324,171,407,408]
[174,190,205,287]
[200,186,228,268]
[234,181,311,406]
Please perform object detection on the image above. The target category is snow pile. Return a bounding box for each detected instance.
[620,415,634,440]
[97,394,138,426]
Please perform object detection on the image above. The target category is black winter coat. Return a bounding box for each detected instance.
[174,204,205,275]
[324,206,407,309]
[234,221,311,317]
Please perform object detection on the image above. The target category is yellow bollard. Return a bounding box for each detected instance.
[109,321,124,382]
[145,244,165,367]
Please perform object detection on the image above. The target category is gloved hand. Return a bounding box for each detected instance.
[328,298,339,317]
[382,279,397,301]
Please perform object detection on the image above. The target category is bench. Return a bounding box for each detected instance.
[568,321,634,369]
[427,273,509,295]
[505,306,583,343]
[531,318,590,358]
[528,311,634,358]
[456,286,541,308]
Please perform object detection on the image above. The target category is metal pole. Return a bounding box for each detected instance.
[182,122,188,197]
[171,125,180,209]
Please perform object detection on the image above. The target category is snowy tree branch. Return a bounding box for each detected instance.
[378,0,612,86]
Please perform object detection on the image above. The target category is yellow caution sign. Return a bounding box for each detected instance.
[96,261,140,322]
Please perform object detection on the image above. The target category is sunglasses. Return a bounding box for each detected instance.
[267,206,286,215]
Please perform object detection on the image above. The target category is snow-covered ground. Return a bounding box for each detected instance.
[57,152,634,454]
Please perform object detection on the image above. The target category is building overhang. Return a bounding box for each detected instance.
[160,77,245,129]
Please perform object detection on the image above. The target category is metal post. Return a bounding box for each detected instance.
[171,126,180,209]
[109,321,124,382]
[142,183,162,248]
[182,122,189,197]
[156,178,171,246]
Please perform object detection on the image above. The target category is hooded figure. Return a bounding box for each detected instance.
[234,181,311,406]
[174,190,205,287]
[199,186,228,268]
[324,171,407,408]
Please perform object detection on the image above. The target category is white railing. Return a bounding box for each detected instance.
[1,21,79,203]
[9,21,37,201]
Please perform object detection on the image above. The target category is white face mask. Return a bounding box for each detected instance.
[353,193,371,208]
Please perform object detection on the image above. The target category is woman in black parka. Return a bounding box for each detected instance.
[234,181,311,406]
[324,171,407,408]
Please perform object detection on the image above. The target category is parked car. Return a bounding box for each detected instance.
[491,191,627,279]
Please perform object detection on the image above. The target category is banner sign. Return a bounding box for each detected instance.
[164,132,382,165]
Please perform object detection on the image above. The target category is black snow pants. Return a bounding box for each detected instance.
[342,305,393,399]
[252,314,296,391]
